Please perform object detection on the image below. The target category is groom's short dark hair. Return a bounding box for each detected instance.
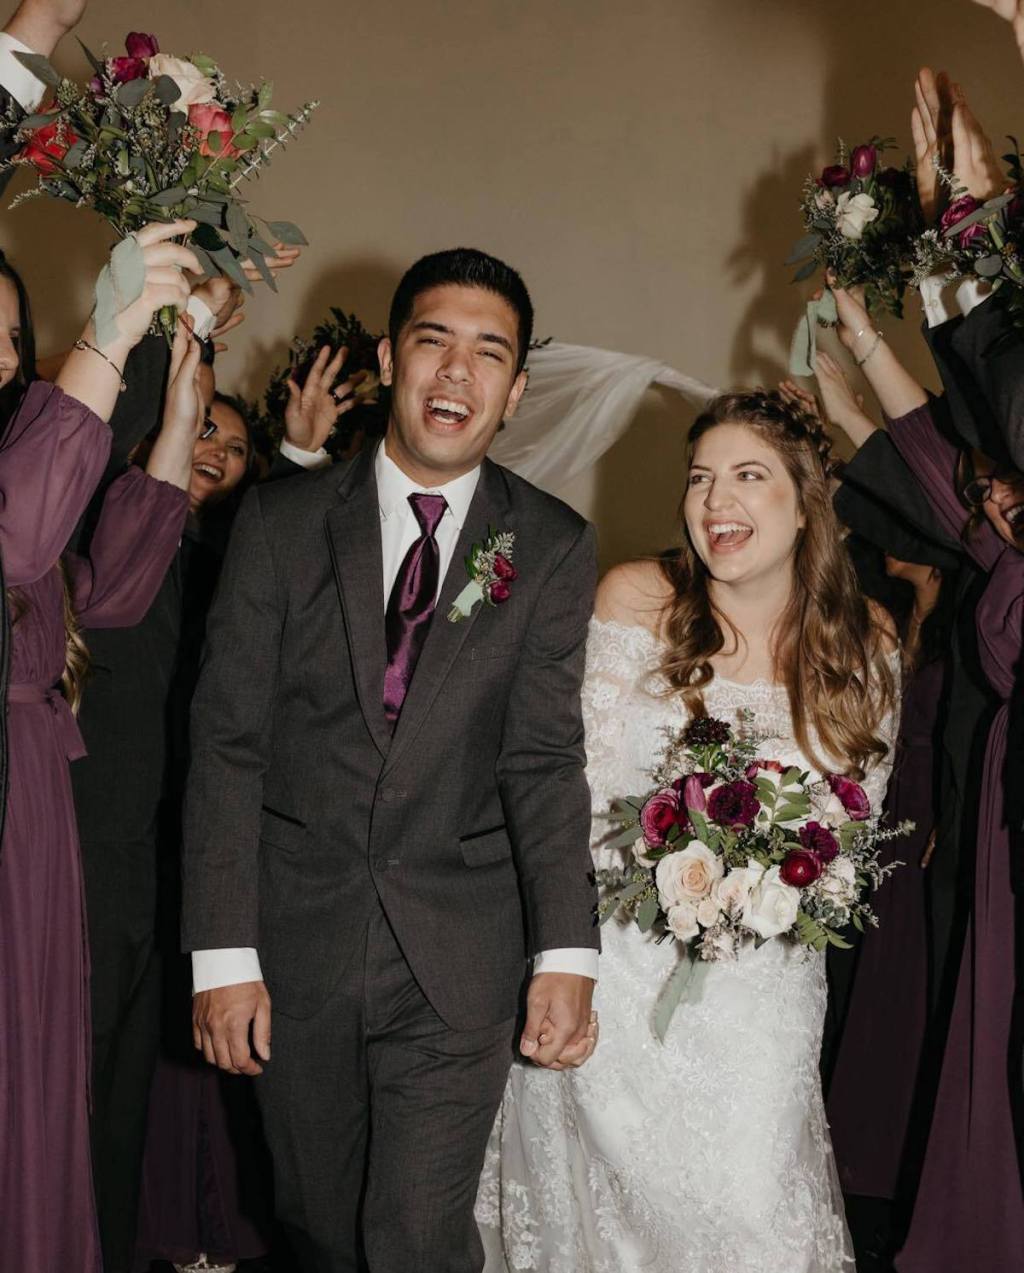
[388,248,534,373]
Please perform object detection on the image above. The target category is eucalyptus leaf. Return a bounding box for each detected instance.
[791,260,819,283]
[975,254,1005,278]
[63,140,88,170]
[246,243,278,292]
[190,201,225,226]
[117,78,152,109]
[190,53,219,76]
[605,824,643,853]
[246,120,277,141]
[192,222,227,252]
[188,243,219,281]
[226,201,251,254]
[825,928,853,949]
[259,110,290,127]
[151,185,190,207]
[21,112,59,131]
[76,39,105,75]
[265,220,308,246]
[636,896,659,933]
[258,81,274,109]
[785,232,821,265]
[153,75,182,106]
[11,51,61,88]
[209,244,254,294]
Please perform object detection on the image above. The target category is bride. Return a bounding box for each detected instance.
[477,389,900,1272]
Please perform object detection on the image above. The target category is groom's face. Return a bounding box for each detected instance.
[378,283,528,486]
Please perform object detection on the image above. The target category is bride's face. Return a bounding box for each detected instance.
[684,423,805,587]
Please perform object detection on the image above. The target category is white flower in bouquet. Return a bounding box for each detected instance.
[702,925,737,960]
[632,837,658,869]
[666,902,700,942]
[146,54,217,107]
[696,894,723,928]
[656,840,723,909]
[835,191,879,240]
[716,866,755,916]
[818,856,858,906]
[809,787,849,827]
[741,863,801,940]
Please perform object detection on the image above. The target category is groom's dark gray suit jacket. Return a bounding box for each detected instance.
[181,445,599,1029]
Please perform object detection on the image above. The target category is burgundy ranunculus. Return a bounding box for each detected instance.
[798,820,839,863]
[821,164,851,189]
[492,553,517,581]
[707,780,760,828]
[850,145,877,178]
[876,165,908,191]
[678,771,715,814]
[109,56,148,84]
[489,580,512,605]
[640,789,683,847]
[125,32,160,59]
[826,774,871,821]
[939,194,987,248]
[780,849,823,888]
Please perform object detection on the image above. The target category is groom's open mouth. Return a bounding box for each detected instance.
[424,396,474,431]
[706,519,753,551]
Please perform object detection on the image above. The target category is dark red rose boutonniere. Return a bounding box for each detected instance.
[447,529,517,622]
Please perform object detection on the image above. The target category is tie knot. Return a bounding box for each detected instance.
[409,492,447,537]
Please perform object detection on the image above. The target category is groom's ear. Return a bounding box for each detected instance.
[378,336,394,387]
[503,368,529,419]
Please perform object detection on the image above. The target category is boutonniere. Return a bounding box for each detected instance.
[447,528,517,622]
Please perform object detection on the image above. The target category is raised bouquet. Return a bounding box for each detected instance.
[911,142,1024,313]
[261,307,385,454]
[598,713,909,1037]
[0,31,317,333]
[787,138,922,318]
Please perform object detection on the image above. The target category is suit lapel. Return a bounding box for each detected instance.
[382,459,514,777]
[324,448,392,759]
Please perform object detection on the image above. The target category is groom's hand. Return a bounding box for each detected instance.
[520,972,594,1068]
[193,980,272,1076]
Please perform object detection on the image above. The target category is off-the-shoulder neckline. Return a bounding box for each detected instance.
[588,616,901,688]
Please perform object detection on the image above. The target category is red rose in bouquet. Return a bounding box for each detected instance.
[188,102,241,158]
[23,115,77,175]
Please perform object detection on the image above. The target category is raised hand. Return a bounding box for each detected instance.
[110,218,201,352]
[242,242,302,285]
[778,379,822,420]
[520,972,595,1070]
[911,67,955,222]
[951,95,1005,202]
[283,344,369,454]
[3,0,88,56]
[145,317,206,491]
[193,980,272,1077]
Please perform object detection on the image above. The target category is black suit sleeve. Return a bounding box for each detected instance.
[922,318,1008,461]
[496,520,600,956]
[950,293,1024,471]
[181,486,284,951]
[0,83,24,200]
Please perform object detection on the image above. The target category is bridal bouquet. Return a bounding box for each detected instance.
[261,307,384,453]
[0,31,316,332]
[597,713,909,1036]
[787,138,922,318]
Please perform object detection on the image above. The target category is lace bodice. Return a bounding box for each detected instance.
[583,617,897,870]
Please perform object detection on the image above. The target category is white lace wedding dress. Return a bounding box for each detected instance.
[476,618,898,1273]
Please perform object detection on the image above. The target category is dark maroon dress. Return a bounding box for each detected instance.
[884,403,1024,1272]
[0,382,188,1273]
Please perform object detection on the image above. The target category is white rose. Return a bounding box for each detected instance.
[148,54,217,108]
[632,837,657,869]
[835,191,879,241]
[741,864,800,940]
[716,862,760,916]
[656,840,723,909]
[810,788,849,827]
[666,901,700,942]
[819,856,858,904]
[696,894,722,927]
[814,187,835,210]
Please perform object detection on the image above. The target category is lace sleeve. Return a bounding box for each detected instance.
[581,618,672,865]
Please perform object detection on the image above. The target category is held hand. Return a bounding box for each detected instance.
[107,219,201,353]
[193,980,271,1077]
[162,318,204,439]
[190,273,246,345]
[824,276,873,354]
[283,344,367,453]
[520,972,595,1069]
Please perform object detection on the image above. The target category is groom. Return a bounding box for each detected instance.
[182,248,599,1271]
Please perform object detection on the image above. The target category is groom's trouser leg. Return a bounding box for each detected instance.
[361,906,516,1273]
[254,952,370,1273]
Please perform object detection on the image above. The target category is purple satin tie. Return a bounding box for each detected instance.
[383,492,448,725]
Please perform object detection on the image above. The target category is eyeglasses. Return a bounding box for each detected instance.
[961,467,1021,507]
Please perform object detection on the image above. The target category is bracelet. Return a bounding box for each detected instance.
[73,338,127,393]
[854,330,883,368]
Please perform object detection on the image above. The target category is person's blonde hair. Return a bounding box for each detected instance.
[8,565,89,715]
[659,390,896,779]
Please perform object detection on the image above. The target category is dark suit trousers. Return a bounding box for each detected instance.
[255,899,515,1273]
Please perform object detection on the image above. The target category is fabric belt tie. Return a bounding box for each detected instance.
[7,683,86,761]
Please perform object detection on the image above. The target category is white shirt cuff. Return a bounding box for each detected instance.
[185,294,217,340]
[279,437,331,469]
[955,277,994,318]
[919,274,957,329]
[533,947,599,981]
[0,32,47,112]
[192,947,264,994]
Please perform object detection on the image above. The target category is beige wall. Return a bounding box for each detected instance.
[3,0,1018,566]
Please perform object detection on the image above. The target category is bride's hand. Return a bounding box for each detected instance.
[549,1012,599,1070]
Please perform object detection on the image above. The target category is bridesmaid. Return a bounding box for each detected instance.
[0,220,201,1273]
[822,282,1024,1272]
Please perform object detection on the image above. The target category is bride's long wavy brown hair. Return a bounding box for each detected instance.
[659,390,897,779]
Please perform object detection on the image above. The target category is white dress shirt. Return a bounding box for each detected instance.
[192,440,598,991]
[0,31,47,112]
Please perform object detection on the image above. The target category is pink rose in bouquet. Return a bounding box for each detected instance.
[189,102,241,158]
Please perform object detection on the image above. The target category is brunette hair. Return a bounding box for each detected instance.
[0,251,37,425]
[659,390,897,778]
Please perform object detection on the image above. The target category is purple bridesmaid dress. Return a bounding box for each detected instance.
[0,382,188,1272]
